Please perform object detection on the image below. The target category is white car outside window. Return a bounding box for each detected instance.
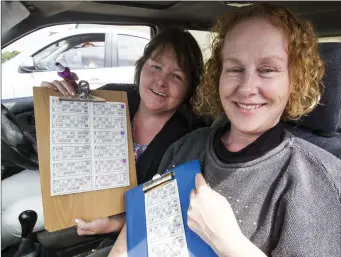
[2,26,150,100]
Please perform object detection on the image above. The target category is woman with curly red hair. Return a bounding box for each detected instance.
[109,3,341,257]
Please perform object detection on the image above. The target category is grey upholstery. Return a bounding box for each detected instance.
[292,42,341,134]
[284,42,341,159]
[284,124,341,159]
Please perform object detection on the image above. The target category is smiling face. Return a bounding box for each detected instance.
[219,17,291,135]
[138,45,189,115]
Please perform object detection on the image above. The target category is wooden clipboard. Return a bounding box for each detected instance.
[33,86,137,232]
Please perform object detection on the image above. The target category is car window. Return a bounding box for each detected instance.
[33,34,105,71]
[117,34,148,66]
[34,40,69,64]
[57,42,105,69]
[1,24,152,101]
[189,30,214,63]
[319,36,341,43]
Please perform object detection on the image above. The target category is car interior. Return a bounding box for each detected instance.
[1,1,341,257]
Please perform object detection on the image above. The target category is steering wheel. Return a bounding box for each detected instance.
[1,104,39,170]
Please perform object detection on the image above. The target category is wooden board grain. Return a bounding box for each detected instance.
[33,87,137,232]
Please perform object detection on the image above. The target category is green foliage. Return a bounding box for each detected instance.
[2,50,20,63]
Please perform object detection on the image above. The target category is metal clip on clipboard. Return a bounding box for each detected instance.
[59,80,106,102]
[142,171,175,193]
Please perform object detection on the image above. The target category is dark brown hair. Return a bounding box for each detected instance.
[134,27,204,105]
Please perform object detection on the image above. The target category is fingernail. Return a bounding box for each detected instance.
[75,218,79,224]
[65,92,69,96]
[71,92,75,96]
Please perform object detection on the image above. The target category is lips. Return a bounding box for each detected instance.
[235,102,265,110]
[151,89,167,97]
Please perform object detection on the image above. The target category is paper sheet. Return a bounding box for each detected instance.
[145,180,189,257]
[50,96,130,196]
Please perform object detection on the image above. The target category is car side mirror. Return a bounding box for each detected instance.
[19,57,35,72]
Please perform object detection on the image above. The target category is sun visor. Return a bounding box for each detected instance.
[1,1,30,34]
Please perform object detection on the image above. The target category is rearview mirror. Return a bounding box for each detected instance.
[19,57,35,72]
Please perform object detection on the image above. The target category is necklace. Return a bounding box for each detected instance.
[131,119,148,160]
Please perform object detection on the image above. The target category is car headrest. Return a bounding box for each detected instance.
[292,42,341,136]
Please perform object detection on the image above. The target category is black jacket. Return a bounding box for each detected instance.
[98,84,191,184]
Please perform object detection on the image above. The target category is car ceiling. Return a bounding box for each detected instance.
[3,1,341,47]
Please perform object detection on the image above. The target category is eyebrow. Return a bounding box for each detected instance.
[150,58,184,73]
[150,58,162,64]
[260,56,285,63]
[222,55,285,64]
[222,57,241,64]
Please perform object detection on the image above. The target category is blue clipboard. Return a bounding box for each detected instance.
[125,160,217,257]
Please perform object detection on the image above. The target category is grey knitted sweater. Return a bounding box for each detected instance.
[158,127,341,257]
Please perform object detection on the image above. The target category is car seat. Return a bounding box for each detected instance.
[284,42,341,159]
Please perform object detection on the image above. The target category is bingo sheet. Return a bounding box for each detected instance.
[50,96,130,196]
[145,180,189,257]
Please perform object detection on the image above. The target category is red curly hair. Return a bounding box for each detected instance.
[193,3,325,120]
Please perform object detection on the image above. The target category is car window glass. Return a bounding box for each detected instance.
[1,24,152,101]
[189,30,215,63]
[319,36,341,43]
[34,40,69,64]
[117,35,148,66]
[57,41,105,70]
[33,34,105,71]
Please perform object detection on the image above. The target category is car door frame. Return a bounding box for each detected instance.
[109,32,119,67]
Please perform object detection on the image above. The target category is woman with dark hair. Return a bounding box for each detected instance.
[1,28,204,251]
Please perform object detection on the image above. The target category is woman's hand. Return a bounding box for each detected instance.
[75,213,126,236]
[187,173,266,257]
[108,224,128,257]
[40,72,78,96]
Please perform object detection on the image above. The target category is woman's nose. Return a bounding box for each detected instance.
[237,70,259,97]
[155,80,165,87]
[155,73,168,87]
